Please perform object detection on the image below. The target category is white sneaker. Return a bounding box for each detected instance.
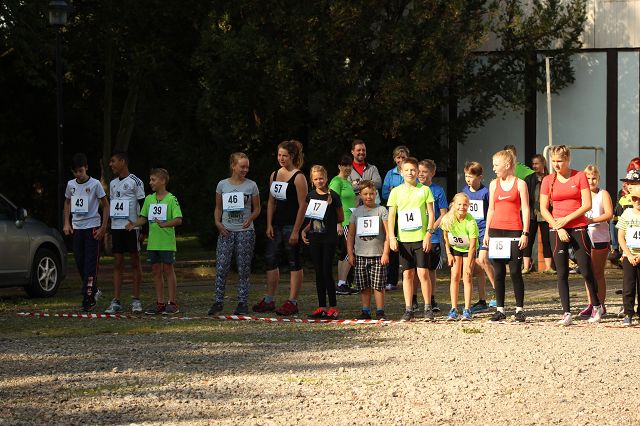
[94,288,103,302]
[588,305,604,323]
[105,299,122,314]
[558,312,572,326]
[131,298,143,313]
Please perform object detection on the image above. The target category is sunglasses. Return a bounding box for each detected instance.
[632,196,640,202]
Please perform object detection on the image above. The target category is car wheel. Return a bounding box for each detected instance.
[25,248,62,298]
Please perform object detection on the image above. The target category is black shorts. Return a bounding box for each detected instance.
[449,247,469,257]
[398,241,428,270]
[426,244,442,269]
[593,242,610,250]
[112,229,140,254]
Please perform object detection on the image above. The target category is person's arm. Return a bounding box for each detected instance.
[243,193,261,228]
[94,197,110,240]
[443,230,454,267]
[126,215,148,230]
[517,179,530,250]
[214,192,229,236]
[588,190,614,224]
[347,222,357,267]
[423,200,435,252]
[388,205,398,252]
[380,217,390,265]
[381,170,392,201]
[433,205,447,230]
[158,216,182,228]
[63,198,72,235]
[483,180,496,247]
[618,223,637,266]
[266,173,276,239]
[290,173,309,246]
[370,165,382,190]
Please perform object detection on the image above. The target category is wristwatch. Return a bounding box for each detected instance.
[427,229,435,234]
[521,231,529,236]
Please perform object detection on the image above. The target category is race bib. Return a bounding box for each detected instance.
[626,227,640,249]
[468,200,484,220]
[488,237,518,259]
[398,208,422,231]
[305,199,328,220]
[71,196,88,215]
[356,216,380,237]
[148,203,167,222]
[270,181,288,201]
[110,199,129,218]
[448,233,470,248]
[222,192,244,212]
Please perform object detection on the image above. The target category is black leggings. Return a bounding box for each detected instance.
[551,227,600,312]
[621,258,640,316]
[489,228,525,308]
[309,238,337,307]
[523,220,552,258]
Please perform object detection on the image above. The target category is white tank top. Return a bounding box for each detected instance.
[587,190,610,244]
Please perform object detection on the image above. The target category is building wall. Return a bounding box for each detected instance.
[618,51,640,177]
[583,0,640,49]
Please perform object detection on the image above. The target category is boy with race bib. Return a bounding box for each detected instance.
[616,169,640,326]
[63,153,109,312]
[387,157,435,321]
[441,193,479,321]
[347,180,390,320]
[126,168,183,315]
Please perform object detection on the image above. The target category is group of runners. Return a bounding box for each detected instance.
[63,140,640,326]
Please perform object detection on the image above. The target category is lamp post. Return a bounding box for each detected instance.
[48,0,70,232]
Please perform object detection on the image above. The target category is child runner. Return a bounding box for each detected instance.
[387,157,435,321]
[63,153,109,312]
[540,145,604,325]
[484,150,529,323]
[105,151,146,314]
[441,193,479,321]
[301,165,344,319]
[347,180,390,320]
[126,168,183,315]
[616,169,640,326]
[253,140,308,316]
[579,164,612,317]
[208,153,260,316]
[462,162,496,313]
[329,154,357,295]
[414,159,447,312]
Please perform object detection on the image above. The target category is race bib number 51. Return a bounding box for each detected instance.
[356,216,380,237]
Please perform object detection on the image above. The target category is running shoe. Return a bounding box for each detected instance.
[252,298,276,313]
[325,308,339,319]
[207,302,224,316]
[514,311,526,323]
[81,298,96,312]
[401,310,414,321]
[431,297,440,312]
[131,298,143,313]
[558,312,573,326]
[470,300,489,314]
[423,308,435,321]
[233,303,249,316]
[94,289,103,303]
[275,300,299,316]
[489,311,507,323]
[461,309,472,321]
[617,306,626,318]
[336,284,356,295]
[162,302,180,315]
[385,284,398,291]
[578,304,593,317]
[308,307,327,319]
[622,315,633,327]
[488,299,497,308]
[542,269,557,275]
[411,300,419,312]
[375,310,386,320]
[358,311,372,320]
[588,305,604,323]
[447,308,459,321]
[105,299,122,314]
[145,302,166,315]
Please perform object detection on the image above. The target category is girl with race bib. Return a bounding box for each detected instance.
[484,150,530,323]
[253,140,308,316]
[208,153,260,316]
[616,169,640,326]
[579,164,612,317]
[540,145,604,325]
[301,165,344,319]
[441,193,479,321]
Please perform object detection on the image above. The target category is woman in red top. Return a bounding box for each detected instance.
[540,145,603,326]
[484,150,530,322]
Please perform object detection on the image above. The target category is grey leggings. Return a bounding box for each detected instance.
[214,230,256,304]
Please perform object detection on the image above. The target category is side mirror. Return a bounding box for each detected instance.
[15,208,27,229]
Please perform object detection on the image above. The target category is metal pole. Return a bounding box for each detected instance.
[55,27,64,232]
[545,57,553,164]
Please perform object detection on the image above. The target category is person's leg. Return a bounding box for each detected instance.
[264,226,282,299]
[622,258,636,316]
[309,241,327,308]
[283,226,303,301]
[130,251,142,299]
[417,267,431,307]
[361,288,372,309]
[539,222,554,270]
[235,230,256,305]
[371,257,387,311]
[522,219,537,272]
[151,262,164,303]
[550,231,571,312]
[386,250,399,288]
[166,262,177,304]
[588,247,608,305]
[402,268,416,309]
[478,248,495,288]
[493,259,507,308]
[84,228,100,300]
[506,233,525,308]
[72,229,85,297]
[325,241,338,308]
[449,255,462,309]
[572,229,600,307]
[113,253,124,300]
[214,233,234,304]
[462,255,474,310]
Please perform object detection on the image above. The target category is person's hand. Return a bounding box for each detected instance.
[155,219,165,228]
[554,216,569,229]
[242,219,253,229]
[422,238,432,253]
[483,235,490,248]
[348,254,356,267]
[380,253,389,266]
[447,253,454,267]
[518,235,528,250]
[389,238,398,252]
[216,223,230,237]
[94,227,106,240]
[266,225,274,240]
[288,231,299,246]
[63,223,73,236]
[301,231,310,245]
[557,228,570,242]
[337,225,344,236]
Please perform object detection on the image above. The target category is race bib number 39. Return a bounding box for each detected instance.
[488,237,518,259]
[626,227,640,249]
[270,181,288,201]
[71,196,89,214]
[398,208,422,231]
[305,199,328,220]
[356,216,380,237]
[148,203,167,222]
[468,200,484,220]
[222,192,244,212]
[110,199,129,218]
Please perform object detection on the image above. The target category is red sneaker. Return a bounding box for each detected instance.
[308,307,327,319]
[252,298,276,313]
[325,308,339,319]
[275,300,299,316]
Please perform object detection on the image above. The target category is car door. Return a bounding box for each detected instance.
[0,196,30,284]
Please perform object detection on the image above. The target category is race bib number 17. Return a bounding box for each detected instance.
[305,199,328,220]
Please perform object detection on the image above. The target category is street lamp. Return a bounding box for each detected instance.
[48,0,70,232]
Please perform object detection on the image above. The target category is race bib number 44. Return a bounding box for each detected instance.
[148,204,167,222]
[626,227,640,249]
[356,216,380,237]
[110,199,129,218]
[305,199,328,220]
[222,192,244,212]
[270,181,288,201]
[71,196,88,214]
[398,208,422,231]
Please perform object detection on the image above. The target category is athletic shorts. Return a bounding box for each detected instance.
[354,256,387,291]
[398,241,428,270]
[111,229,140,254]
[592,242,610,250]
[425,244,442,270]
[449,247,469,257]
[148,250,176,264]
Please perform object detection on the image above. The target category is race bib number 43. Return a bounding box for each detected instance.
[398,208,422,231]
[110,199,129,218]
[270,181,288,201]
[356,216,380,237]
[626,227,640,249]
[71,196,89,214]
[222,192,244,212]
[148,204,167,222]
[305,199,328,220]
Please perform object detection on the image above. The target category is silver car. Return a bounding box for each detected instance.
[0,193,66,297]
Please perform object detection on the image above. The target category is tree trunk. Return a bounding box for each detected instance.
[101,34,114,188]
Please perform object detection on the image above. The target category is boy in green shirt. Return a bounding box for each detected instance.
[387,157,435,321]
[126,168,183,315]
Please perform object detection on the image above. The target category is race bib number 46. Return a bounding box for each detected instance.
[626,227,640,249]
[110,199,129,218]
[398,208,422,231]
[222,192,244,212]
[270,181,288,201]
[356,216,380,237]
[305,199,328,220]
[148,203,167,222]
[71,196,88,214]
